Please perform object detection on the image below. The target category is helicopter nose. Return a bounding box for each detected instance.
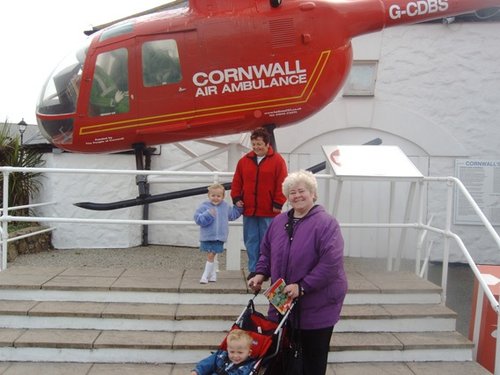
[37,116,75,147]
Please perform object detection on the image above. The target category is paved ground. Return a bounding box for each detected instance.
[8,246,219,271]
[8,246,475,336]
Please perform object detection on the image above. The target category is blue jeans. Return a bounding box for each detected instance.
[243,216,273,272]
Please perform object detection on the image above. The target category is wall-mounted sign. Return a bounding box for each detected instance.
[454,159,500,225]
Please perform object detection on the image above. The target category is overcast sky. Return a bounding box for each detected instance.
[0,1,175,126]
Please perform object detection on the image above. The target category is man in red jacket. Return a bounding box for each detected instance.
[231,127,288,279]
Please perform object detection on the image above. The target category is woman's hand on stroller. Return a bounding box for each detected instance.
[284,283,302,300]
[248,274,265,293]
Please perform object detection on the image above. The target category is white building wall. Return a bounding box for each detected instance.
[35,22,500,264]
[377,23,500,264]
[36,153,142,249]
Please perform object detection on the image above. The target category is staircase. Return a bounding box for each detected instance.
[0,259,490,374]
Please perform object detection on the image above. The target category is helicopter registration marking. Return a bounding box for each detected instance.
[193,60,307,97]
[389,0,448,19]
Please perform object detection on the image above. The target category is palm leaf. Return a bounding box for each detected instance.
[0,120,45,214]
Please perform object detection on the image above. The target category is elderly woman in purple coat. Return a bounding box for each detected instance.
[248,170,347,375]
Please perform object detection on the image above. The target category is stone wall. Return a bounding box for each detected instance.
[7,227,52,262]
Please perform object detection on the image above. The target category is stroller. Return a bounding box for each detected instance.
[218,295,296,375]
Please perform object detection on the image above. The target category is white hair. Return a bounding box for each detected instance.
[282,170,318,201]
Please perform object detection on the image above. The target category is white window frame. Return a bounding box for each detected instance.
[342,60,378,97]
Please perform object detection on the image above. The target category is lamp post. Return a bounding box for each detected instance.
[17,119,27,146]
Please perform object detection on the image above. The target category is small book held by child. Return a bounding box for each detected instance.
[263,278,294,314]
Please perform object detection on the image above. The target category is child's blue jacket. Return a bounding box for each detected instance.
[193,349,256,375]
[194,200,242,242]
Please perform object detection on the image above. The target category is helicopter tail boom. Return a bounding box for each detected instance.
[339,0,500,38]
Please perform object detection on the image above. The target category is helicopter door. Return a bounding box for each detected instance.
[136,35,193,130]
[86,46,134,118]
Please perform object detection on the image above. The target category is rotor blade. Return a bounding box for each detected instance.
[75,182,232,211]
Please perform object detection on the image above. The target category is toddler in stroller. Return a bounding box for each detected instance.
[191,329,255,375]
[191,298,291,375]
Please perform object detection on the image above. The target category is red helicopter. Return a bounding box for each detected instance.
[36,0,500,157]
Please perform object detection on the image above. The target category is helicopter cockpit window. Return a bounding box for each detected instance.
[37,43,89,145]
[38,45,87,116]
[142,39,182,87]
[89,48,129,116]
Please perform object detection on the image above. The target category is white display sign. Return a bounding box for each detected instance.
[322,145,423,179]
[454,159,500,225]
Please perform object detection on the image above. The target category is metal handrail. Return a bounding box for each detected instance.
[0,201,57,213]
[6,226,56,243]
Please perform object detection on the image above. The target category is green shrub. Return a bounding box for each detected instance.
[0,120,45,221]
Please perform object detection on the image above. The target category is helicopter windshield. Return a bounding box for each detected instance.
[37,41,88,145]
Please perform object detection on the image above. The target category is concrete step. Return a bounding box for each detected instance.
[0,300,457,332]
[0,265,477,367]
[330,331,473,362]
[0,361,491,375]
[0,267,442,305]
[0,328,474,364]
